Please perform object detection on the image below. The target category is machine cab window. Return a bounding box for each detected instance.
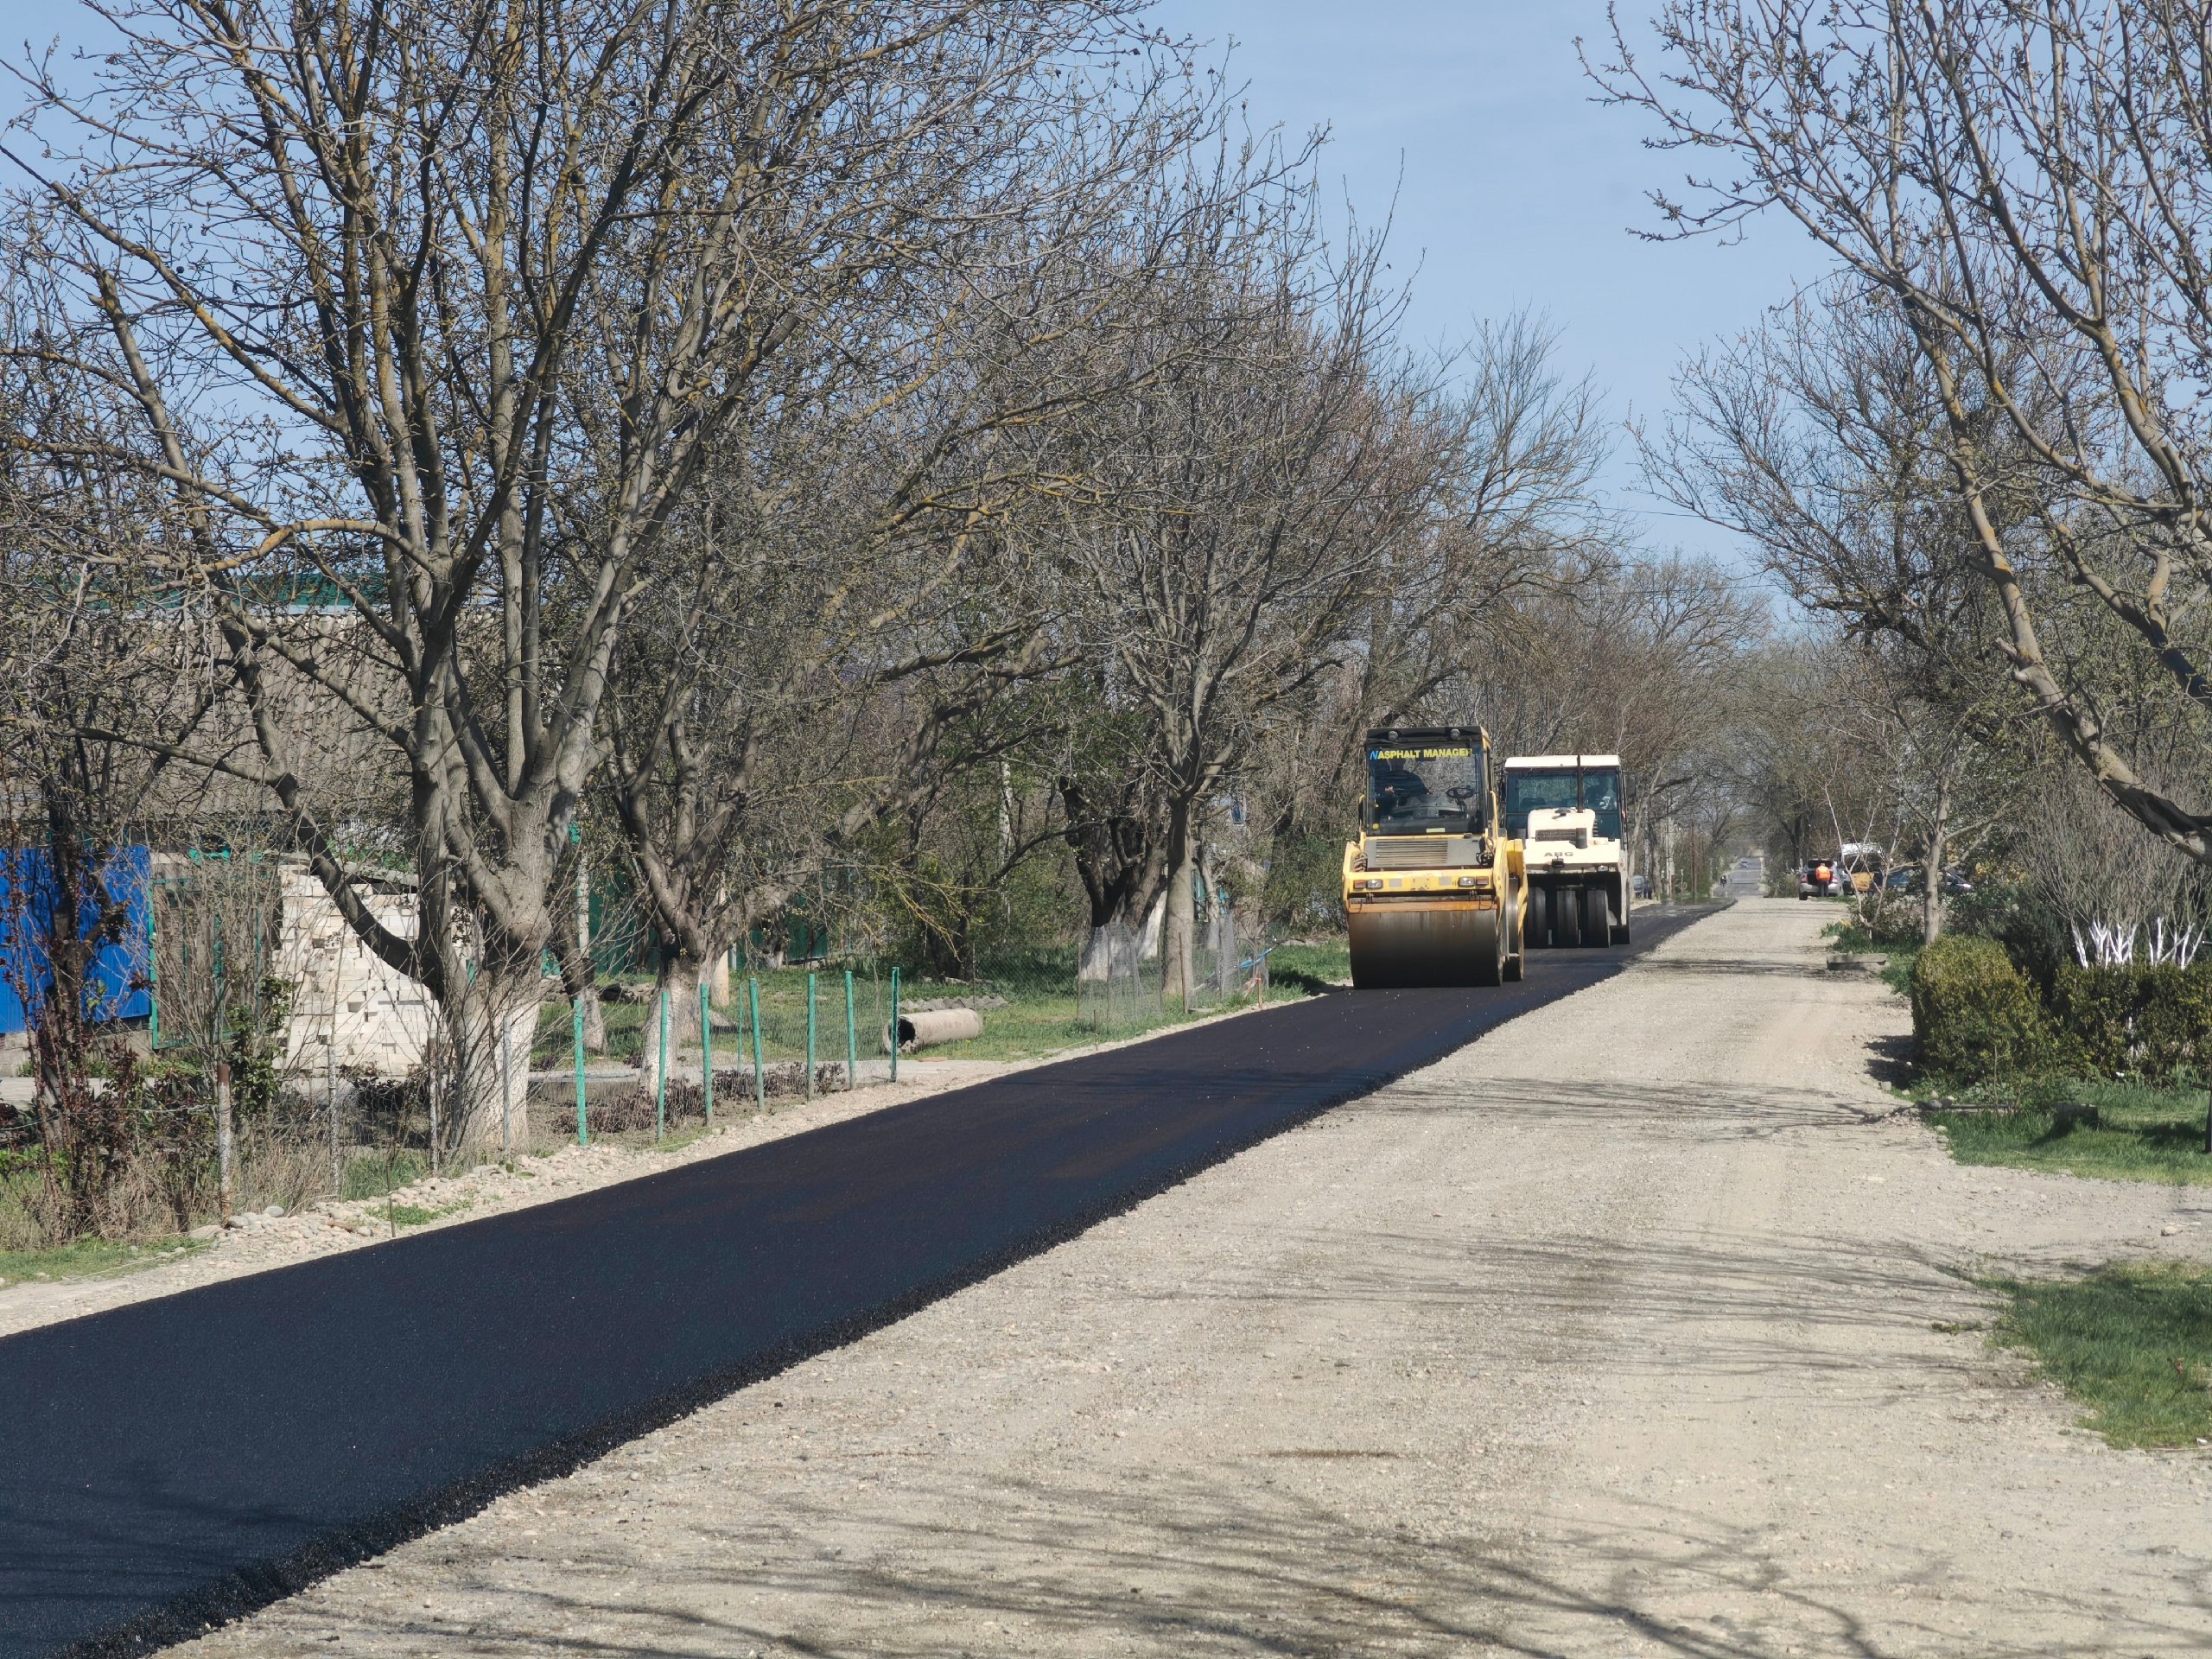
[1365,742,1484,833]
[1504,763,1623,842]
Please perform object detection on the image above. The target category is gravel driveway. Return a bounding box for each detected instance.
[165,899,2212,1657]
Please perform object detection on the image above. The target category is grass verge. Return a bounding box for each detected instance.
[344,1149,428,1200]
[0,1234,207,1285]
[386,1194,475,1229]
[1923,1079,2212,1186]
[1823,918,1918,995]
[1986,1262,2212,1448]
[534,939,1352,1068]
[915,938,1347,1061]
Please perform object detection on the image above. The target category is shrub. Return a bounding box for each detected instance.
[1910,935,2054,1084]
[2049,963,2212,1085]
[1843,889,1925,949]
[1948,880,2071,996]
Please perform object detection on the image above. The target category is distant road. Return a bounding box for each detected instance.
[1,908,1715,1659]
[1721,855,1767,899]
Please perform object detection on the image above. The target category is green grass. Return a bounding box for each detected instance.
[385,1194,474,1228]
[1923,1079,2212,1186]
[534,941,1348,1069]
[0,1234,206,1285]
[889,985,1266,1064]
[1823,918,1919,995]
[343,1150,427,1200]
[1986,1262,2212,1447]
[1268,938,1352,994]
[907,938,1344,1062]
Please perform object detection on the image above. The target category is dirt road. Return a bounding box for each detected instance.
[168,900,2212,1657]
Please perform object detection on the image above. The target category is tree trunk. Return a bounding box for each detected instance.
[1137,894,1164,960]
[1160,798,1197,1011]
[444,969,540,1156]
[637,956,704,1096]
[1077,925,1118,982]
[575,858,607,1054]
[1922,774,1953,947]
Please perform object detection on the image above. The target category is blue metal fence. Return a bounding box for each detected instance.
[0,846,152,1035]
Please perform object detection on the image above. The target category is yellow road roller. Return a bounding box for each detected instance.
[1343,724,1525,988]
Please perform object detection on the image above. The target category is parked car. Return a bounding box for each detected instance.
[1883,866,1974,897]
[1798,859,1838,899]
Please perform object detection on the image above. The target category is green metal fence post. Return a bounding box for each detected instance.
[749,975,765,1111]
[146,899,159,1051]
[844,969,856,1090]
[700,977,714,1128]
[573,995,588,1146]
[805,971,817,1099]
[655,987,669,1141]
[889,965,900,1084]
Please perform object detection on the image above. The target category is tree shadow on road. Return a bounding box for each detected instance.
[1366,1075,1899,1141]
[275,1455,2212,1659]
[1625,956,1838,982]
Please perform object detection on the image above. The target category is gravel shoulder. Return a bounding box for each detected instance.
[166,900,2212,1657]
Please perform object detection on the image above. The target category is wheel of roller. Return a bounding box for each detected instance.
[1471,907,1503,986]
[1582,886,1610,946]
[1350,904,1495,988]
[1554,887,1582,948]
[1526,882,1550,949]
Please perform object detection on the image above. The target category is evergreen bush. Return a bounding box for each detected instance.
[2048,963,2212,1084]
[1910,935,2053,1084]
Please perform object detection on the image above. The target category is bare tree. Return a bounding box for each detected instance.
[1058,182,1518,1003]
[4,0,1170,1148]
[1245,315,1613,877]
[0,324,180,1236]
[2023,760,2209,965]
[1596,0,2212,862]
[1058,701,1170,973]
[590,70,1230,1080]
[1650,285,2031,937]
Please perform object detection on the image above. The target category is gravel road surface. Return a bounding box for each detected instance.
[146,899,2212,1658]
[7,912,1716,1659]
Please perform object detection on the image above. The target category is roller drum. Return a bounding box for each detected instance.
[1348,905,1501,988]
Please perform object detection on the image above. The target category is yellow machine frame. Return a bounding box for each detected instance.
[1342,725,1526,988]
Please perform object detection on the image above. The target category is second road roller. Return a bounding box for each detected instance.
[1343,724,1526,988]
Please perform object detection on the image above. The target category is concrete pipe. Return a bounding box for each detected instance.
[886,1007,984,1052]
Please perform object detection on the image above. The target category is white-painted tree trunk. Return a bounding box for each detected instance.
[1161,859,1196,1011]
[448,978,540,1155]
[1137,894,1164,960]
[1078,925,1114,982]
[636,958,704,1096]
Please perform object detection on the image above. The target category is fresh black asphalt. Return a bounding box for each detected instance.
[1,907,1714,1659]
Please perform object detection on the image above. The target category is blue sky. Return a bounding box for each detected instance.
[6,0,1820,557]
[1150,0,1821,561]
